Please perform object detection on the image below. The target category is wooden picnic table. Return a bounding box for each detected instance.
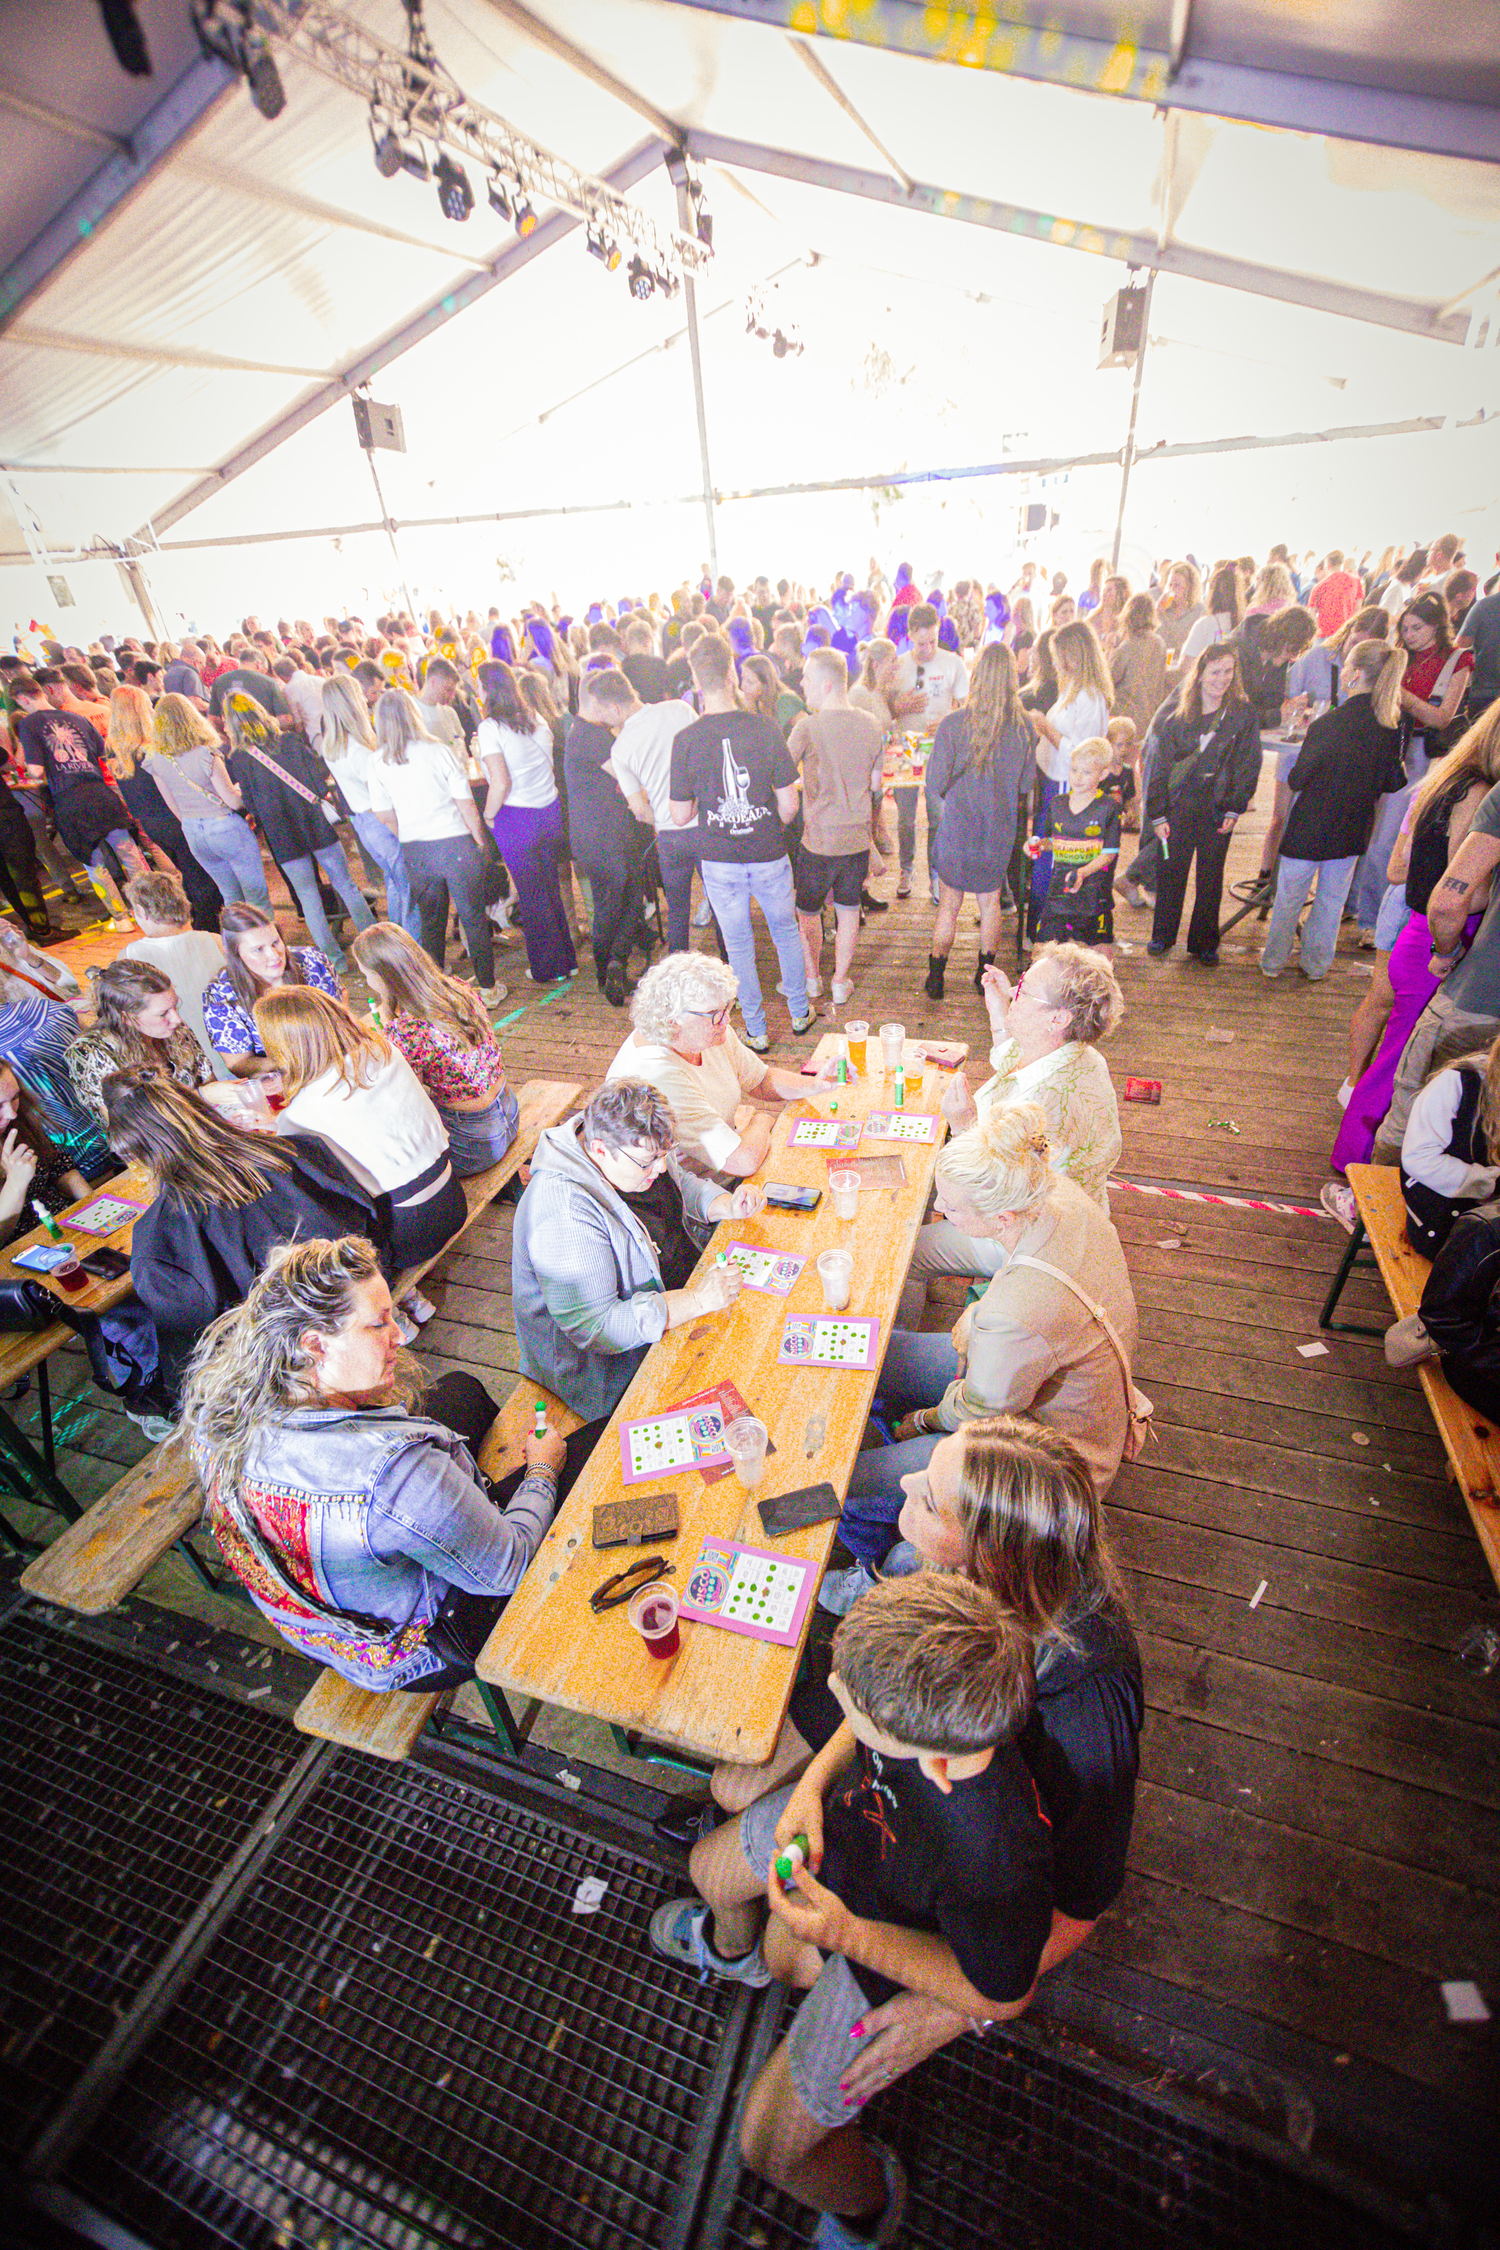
[477,1035,960,1766]
[0,1164,152,1520]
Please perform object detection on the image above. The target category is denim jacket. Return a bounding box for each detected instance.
[201,1400,556,1689]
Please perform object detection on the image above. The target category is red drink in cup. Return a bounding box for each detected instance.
[627,1581,680,1658]
[54,1253,88,1295]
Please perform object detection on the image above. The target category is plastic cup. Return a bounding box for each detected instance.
[54,1251,88,1295]
[817,1249,853,1311]
[724,1415,769,1490]
[829,1169,860,1221]
[880,1022,905,1074]
[845,1021,868,1075]
[904,1061,924,1098]
[627,1580,680,1658]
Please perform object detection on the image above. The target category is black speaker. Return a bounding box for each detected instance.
[1099,286,1148,369]
[353,397,406,452]
[1024,501,1047,534]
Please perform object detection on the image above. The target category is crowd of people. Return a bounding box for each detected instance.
[3,526,1498,2248]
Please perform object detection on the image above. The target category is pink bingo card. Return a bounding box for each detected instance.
[678,1539,816,1646]
[861,1111,939,1143]
[64,1191,148,1235]
[777,1315,880,1370]
[619,1405,732,1484]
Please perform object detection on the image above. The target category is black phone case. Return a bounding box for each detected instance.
[758,1482,840,1535]
[80,1247,129,1280]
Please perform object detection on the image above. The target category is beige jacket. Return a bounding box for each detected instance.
[935,1174,1137,1499]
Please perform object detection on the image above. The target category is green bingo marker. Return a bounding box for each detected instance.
[773,1833,811,1882]
[533,1401,547,1439]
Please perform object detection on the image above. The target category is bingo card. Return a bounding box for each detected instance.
[787,1117,862,1151]
[619,1405,730,1485]
[721,1242,807,1295]
[678,1539,816,1647]
[65,1191,148,1236]
[778,1315,880,1370]
[861,1111,938,1144]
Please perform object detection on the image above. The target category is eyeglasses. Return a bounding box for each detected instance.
[687,1002,734,1027]
[591,1556,673,1613]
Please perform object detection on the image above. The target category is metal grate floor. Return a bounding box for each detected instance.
[66,1760,740,2250]
[0,1607,305,2159]
[721,1998,1420,2250]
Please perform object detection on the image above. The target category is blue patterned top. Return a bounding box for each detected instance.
[202,947,340,1058]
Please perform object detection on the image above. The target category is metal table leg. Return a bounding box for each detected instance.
[0,1397,79,1521]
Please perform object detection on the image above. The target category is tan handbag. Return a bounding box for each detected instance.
[1009,1253,1154,1460]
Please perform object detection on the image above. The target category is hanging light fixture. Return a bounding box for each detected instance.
[627,256,655,301]
[434,151,473,221]
[512,193,537,237]
[586,225,621,272]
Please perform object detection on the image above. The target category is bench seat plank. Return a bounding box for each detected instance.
[19,1442,199,1614]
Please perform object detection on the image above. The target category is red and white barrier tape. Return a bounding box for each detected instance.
[1114,1178,1332,1220]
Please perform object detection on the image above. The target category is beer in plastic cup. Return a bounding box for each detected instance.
[627,1580,680,1657]
[844,1021,868,1074]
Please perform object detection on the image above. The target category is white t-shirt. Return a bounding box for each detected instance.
[283,669,326,745]
[893,648,967,735]
[323,738,373,814]
[1380,578,1411,618]
[609,700,697,827]
[365,736,472,843]
[1041,687,1111,785]
[477,717,556,810]
[276,1045,448,1195]
[124,929,232,1079]
[1174,612,1233,674]
[605,1026,767,1170]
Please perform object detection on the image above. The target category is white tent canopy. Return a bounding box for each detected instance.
[2,0,1498,634]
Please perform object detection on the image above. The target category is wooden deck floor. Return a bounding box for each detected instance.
[11,779,1499,2208]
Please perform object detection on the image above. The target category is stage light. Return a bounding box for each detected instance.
[487,174,511,220]
[627,256,655,301]
[695,207,713,250]
[435,152,473,221]
[658,268,680,298]
[400,144,430,182]
[773,330,788,358]
[587,227,621,271]
[372,118,403,176]
[513,194,536,237]
[242,34,285,118]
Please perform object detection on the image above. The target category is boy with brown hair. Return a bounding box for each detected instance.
[650,1575,1052,2247]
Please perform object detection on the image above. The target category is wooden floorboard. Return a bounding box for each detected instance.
[14,766,1498,2170]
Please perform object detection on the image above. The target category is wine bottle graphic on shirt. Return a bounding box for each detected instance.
[717,734,757,832]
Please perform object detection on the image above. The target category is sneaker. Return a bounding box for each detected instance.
[1146,940,1169,956]
[1385,1312,1436,1369]
[896,873,912,899]
[1357,928,1377,951]
[790,1009,817,1036]
[1335,1077,1353,1110]
[648,1899,772,1987]
[693,897,714,929]
[817,1560,878,1617]
[743,1030,770,1055]
[813,2144,908,2249]
[1259,960,1283,979]
[1320,1180,1358,1234]
[605,959,628,1007]
[480,983,509,1007]
[859,887,888,914]
[401,1289,437,1324]
[126,1409,176,1444]
[831,978,854,1005]
[394,1309,419,1344]
[781,975,822,1000]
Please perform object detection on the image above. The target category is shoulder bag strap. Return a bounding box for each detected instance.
[234,736,324,808]
[1007,1250,1138,1396]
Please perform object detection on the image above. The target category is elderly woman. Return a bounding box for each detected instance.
[177,1235,601,1690]
[65,958,213,1123]
[605,953,836,1176]
[840,1101,1138,1564]
[513,1079,760,1418]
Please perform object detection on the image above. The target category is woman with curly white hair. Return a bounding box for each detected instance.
[832,1101,1139,1598]
[605,952,837,1176]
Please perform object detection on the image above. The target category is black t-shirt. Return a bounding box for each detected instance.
[1042,790,1120,921]
[820,1743,1053,2008]
[665,653,693,702]
[1017,1601,1143,1921]
[563,718,634,864]
[1101,764,1136,815]
[227,729,335,862]
[209,666,290,722]
[622,653,671,706]
[670,711,797,864]
[17,708,109,800]
[620,1172,697,1290]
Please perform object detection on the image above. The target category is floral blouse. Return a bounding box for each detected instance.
[976,1038,1122,1214]
[387,1009,508,1106]
[66,1023,211,1123]
[202,948,340,1058]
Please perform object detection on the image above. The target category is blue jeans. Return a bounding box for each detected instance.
[352,808,417,938]
[280,842,375,972]
[1260,854,1359,979]
[1351,742,1433,930]
[838,1330,959,1564]
[180,813,270,909]
[700,854,807,1038]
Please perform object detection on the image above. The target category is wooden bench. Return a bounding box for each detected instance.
[293,1379,582,1761]
[1327,1163,1500,1591]
[17,1079,581,1611]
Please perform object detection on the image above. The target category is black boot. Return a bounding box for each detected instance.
[924,953,946,1001]
[974,949,996,992]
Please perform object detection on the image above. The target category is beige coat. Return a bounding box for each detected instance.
[935,1174,1138,1499]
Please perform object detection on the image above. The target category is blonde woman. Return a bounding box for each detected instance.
[1029,619,1112,940]
[1154,559,1204,658]
[321,673,417,938]
[1245,560,1296,617]
[144,693,270,910]
[107,684,221,926]
[256,984,466,1283]
[840,1100,1138,1548]
[924,644,1036,997]
[353,921,517,1175]
[368,688,502,1004]
[1170,562,1243,676]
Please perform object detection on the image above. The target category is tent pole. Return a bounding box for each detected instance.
[674,177,718,580]
[122,558,159,637]
[1110,270,1155,573]
[362,447,417,621]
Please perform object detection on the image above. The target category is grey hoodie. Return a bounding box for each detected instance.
[511,1116,722,1419]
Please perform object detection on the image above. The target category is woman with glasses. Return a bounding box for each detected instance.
[604,954,838,1176]
[512,1077,762,1418]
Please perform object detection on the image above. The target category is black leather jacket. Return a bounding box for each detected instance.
[1420,1208,1500,1413]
